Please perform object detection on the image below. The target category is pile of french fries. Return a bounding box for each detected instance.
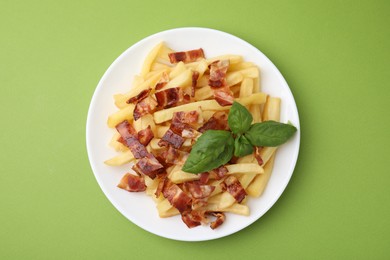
[105,42,282,222]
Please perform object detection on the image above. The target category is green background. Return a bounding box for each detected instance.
[1,0,389,259]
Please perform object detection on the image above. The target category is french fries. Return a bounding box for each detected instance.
[105,42,287,228]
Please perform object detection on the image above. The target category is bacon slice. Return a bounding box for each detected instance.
[117,173,146,192]
[160,146,188,165]
[133,96,158,121]
[210,212,225,229]
[221,176,247,203]
[138,126,154,146]
[191,71,199,97]
[154,174,168,198]
[116,120,148,159]
[210,165,228,180]
[213,86,234,106]
[155,72,169,90]
[198,111,229,133]
[163,184,192,213]
[209,60,229,87]
[158,128,185,148]
[133,155,164,179]
[168,48,205,64]
[171,110,200,129]
[181,210,207,228]
[185,182,215,199]
[155,87,183,108]
[126,88,151,104]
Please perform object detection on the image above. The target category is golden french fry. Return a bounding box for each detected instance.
[104,150,135,166]
[226,163,264,174]
[263,96,281,122]
[140,42,163,77]
[247,154,276,197]
[239,78,253,98]
[159,69,192,91]
[107,104,135,128]
[169,61,186,78]
[206,202,249,216]
[228,62,256,72]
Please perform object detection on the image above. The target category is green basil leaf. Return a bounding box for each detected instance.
[234,135,254,157]
[182,130,234,174]
[228,101,253,134]
[245,120,297,147]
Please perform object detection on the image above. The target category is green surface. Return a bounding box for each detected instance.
[1,0,389,259]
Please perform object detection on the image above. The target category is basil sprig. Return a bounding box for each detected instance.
[182,101,297,174]
[182,130,234,174]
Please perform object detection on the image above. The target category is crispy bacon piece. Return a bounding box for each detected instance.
[158,128,185,148]
[161,146,188,165]
[155,72,169,90]
[214,86,234,106]
[171,110,200,129]
[133,96,158,121]
[154,175,169,198]
[254,146,264,166]
[163,184,192,213]
[117,173,146,192]
[116,120,148,159]
[126,88,151,104]
[210,212,225,229]
[155,87,183,108]
[198,111,229,133]
[168,48,205,64]
[133,155,164,179]
[198,172,210,184]
[185,182,215,199]
[138,126,154,146]
[210,165,228,180]
[191,71,199,97]
[221,176,247,203]
[181,210,207,228]
[209,60,229,88]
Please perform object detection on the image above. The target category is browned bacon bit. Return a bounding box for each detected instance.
[210,212,225,230]
[116,120,148,159]
[163,184,192,213]
[191,71,199,97]
[117,173,146,192]
[211,165,228,180]
[181,210,207,228]
[185,182,215,199]
[168,48,205,64]
[161,146,188,165]
[198,172,210,184]
[208,60,230,88]
[198,111,229,133]
[133,155,164,179]
[155,87,183,108]
[214,86,234,106]
[126,88,151,104]
[133,96,158,121]
[154,174,168,198]
[158,128,185,149]
[137,125,154,146]
[254,146,264,166]
[155,72,169,90]
[172,111,200,129]
[221,175,247,203]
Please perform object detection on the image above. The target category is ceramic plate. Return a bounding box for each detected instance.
[86,27,300,241]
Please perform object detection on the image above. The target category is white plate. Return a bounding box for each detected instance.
[86,27,300,241]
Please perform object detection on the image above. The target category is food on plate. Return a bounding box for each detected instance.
[105,43,296,229]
